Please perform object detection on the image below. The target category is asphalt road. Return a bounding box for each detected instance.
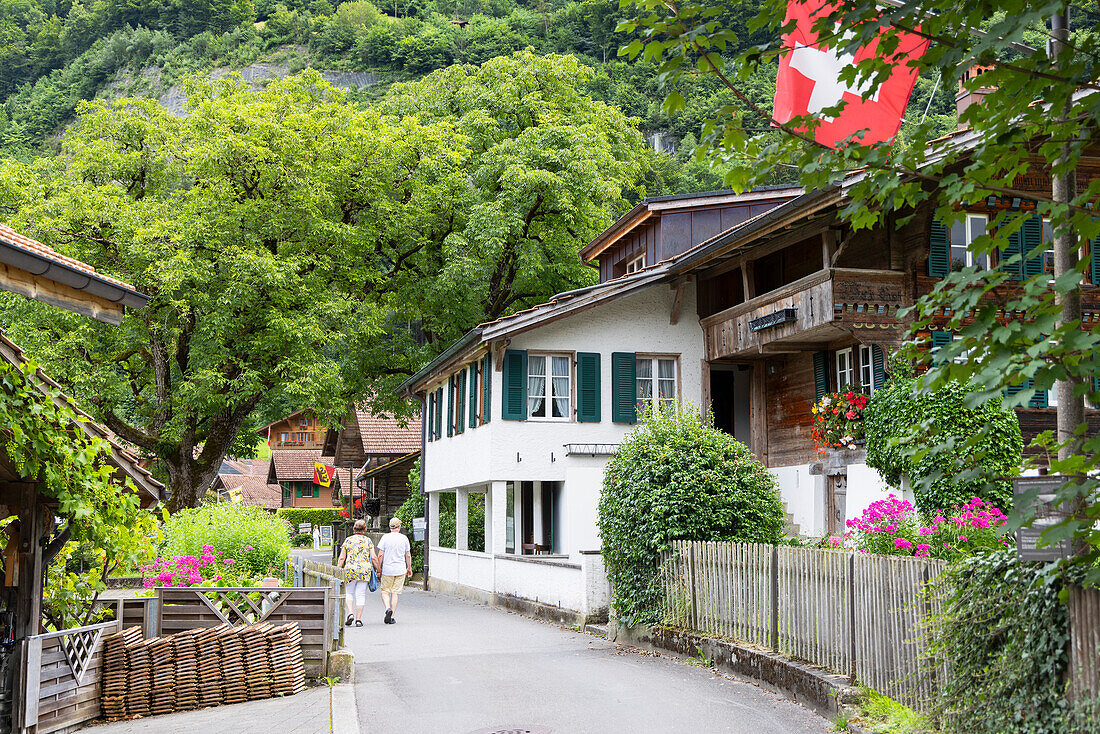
[346,590,832,734]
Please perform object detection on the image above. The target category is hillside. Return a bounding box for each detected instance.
[0,0,958,193]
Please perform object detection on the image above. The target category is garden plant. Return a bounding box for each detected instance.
[598,405,785,626]
[162,502,291,577]
[810,390,869,453]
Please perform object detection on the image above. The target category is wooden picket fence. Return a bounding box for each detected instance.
[659,540,947,712]
[1069,585,1100,702]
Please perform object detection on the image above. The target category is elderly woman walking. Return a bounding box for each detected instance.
[336,519,377,627]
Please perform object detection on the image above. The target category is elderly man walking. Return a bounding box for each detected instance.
[376,516,413,624]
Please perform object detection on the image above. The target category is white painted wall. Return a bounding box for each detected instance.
[429,547,494,592]
[771,461,899,537]
[494,555,584,612]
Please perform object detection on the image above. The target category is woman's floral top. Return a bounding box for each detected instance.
[342,534,375,582]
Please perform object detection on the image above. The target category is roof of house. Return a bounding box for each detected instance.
[0,224,149,314]
[219,458,268,476]
[215,474,282,510]
[354,409,421,455]
[0,330,164,506]
[255,408,318,434]
[270,449,324,481]
[358,451,419,482]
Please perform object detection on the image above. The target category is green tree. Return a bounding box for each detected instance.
[621,0,1100,578]
[599,406,785,626]
[1,70,463,510]
[379,50,648,344]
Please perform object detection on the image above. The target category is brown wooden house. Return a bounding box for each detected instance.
[267,450,349,509]
[258,409,327,450]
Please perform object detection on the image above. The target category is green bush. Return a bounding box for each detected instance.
[291,533,314,548]
[395,459,424,574]
[598,406,785,626]
[163,503,291,577]
[928,551,1095,733]
[863,360,1022,513]
[276,508,341,531]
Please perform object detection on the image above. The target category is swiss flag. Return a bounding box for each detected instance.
[773,0,929,149]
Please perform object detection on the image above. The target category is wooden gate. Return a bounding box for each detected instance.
[15,619,120,734]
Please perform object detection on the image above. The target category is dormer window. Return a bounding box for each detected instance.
[625,255,645,274]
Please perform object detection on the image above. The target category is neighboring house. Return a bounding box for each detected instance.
[211,460,281,511]
[320,406,421,524]
[267,450,349,509]
[258,409,326,450]
[0,224,162,726]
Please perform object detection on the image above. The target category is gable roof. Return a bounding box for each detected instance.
[270,449,324,481]
[255,408,319,434]
[0,330,164,506]
[354,410,421,455]
[214,474,281,510]
[0,224,149,323]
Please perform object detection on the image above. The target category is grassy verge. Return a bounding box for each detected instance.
[840,686,931,733]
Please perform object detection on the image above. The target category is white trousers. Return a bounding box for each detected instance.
[346,580,369,609]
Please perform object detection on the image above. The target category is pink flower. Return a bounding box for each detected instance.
[224,558,235,566]
[894,538,913,550]
[959,536,968,543]
[859,549,869,553]
[214,575,222,581]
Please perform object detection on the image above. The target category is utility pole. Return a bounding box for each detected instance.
[1050,7,1084,464]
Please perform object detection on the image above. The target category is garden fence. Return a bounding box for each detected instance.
[659,540,947,712]
[1069,585,1100,702]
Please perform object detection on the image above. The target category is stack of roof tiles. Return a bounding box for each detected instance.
[101,622,306,721]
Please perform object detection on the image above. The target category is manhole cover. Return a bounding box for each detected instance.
[465,728,553,734]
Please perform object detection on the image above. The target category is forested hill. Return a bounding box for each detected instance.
[0,0,955,192]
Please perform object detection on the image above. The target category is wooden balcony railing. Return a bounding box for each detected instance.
[701,268,906,360]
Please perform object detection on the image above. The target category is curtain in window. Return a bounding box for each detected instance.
[657,359,676,406]
[551,356,570,418]
[636,358,653,406]
[528,356,546,417]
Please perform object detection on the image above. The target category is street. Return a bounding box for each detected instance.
[346,590,832,734]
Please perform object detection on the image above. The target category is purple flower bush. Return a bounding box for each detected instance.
[843,495,1010,560]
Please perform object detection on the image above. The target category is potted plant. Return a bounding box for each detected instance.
[810,390,870,453]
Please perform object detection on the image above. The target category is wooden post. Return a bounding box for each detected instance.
[770,545,779,651]
[848,552,856,679]
[821,230,837,269]
[145,596,160,639]
[741,262,756,300]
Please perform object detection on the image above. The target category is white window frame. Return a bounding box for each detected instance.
[858,344,874,394]
[527,352,572,421]
[625,254,645,274]
[835,347,855,390]
[949,214,989,271]
[636,355,679,413]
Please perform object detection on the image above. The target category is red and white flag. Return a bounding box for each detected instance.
[773,0,929,149]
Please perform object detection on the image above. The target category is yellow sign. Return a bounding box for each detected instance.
[314,462,334,487]
[227,486,243,503]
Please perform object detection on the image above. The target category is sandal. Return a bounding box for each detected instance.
[355,620,363,627]
[345,614,354,627]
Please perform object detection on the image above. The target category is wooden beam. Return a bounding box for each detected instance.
[741,261,756,300]
[492,339,510,372]
[759,342,830,353]
[749,364,769,465]
[0,264,124,325]
[669,277,687,325]
[821,230,837,269]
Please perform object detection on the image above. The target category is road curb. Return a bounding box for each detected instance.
[330,683,358,734]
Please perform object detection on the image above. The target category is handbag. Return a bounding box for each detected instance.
[367,564,379,593]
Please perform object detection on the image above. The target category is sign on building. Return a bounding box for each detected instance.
[1015,475,1075,562]
[412,517,426,542]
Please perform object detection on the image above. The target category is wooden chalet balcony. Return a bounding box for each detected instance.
[701,268,906,360]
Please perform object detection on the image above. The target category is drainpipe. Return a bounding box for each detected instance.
[417,392,430,591]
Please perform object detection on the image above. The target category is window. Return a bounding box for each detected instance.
[858,345,874,394]
[625,254,645,274]
[949,215,989,271]
[835,347,855,389]
[282,485,290,502]
[636,357,677,412]
[294,482,319,499]
[527,354,571,419]
[294,431,309,442]
[279,432,289,442]
[299,418,309,428]
[1040,219,1056,275]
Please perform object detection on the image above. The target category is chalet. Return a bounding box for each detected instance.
[258,409,326,450]
[267,450,350,509]
[0,224,162,730]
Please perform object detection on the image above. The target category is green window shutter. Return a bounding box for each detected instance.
[812,351,829,400]
[426,392,434,442]
[434,387,443,438]
[1091,238,1100,285]
[576,352,601,423]
[1000,227,1024,280]
[928,220,950,277]
[931,331,952,363]
[456,370,466,435]
[502,349,527,420]
[482,355,491,423]
[1022,214,1045,278]
[446,376,454,437]
[1029,383,1048,408]
[611,352,637,423]
[871,344,887,390]
[469,363,478,429]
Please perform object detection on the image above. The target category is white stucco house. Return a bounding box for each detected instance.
[400,267,706,622]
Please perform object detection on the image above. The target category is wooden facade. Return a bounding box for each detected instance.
[259,410,326,450]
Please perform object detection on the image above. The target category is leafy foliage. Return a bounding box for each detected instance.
[276,508,342,530]
[394,458,423,573]
[864,363,1022,513]
[598,405,784,626]
[845,495,1011,561]
[163,502,291,577]
[810,390,869,453]
[0,357,161,629]
[927,552,1094,733]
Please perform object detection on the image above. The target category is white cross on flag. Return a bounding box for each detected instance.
[773,0,929,149]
